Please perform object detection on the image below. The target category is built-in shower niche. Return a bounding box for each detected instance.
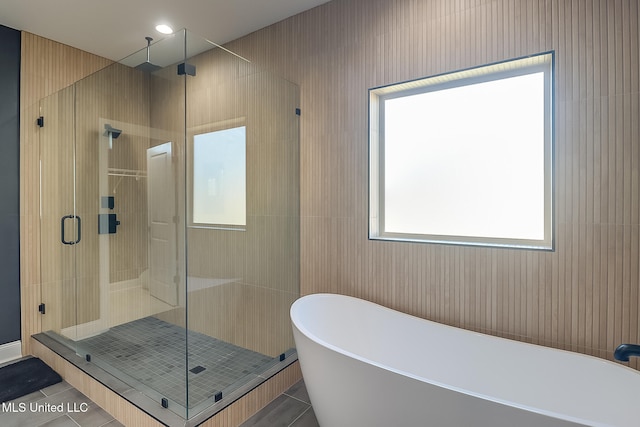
[37,29,300,421]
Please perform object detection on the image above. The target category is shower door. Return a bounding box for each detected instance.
[39,81,111,343]
[39,85,84,341]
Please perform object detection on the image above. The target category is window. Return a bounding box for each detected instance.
[192,123,246,229]
[369,52,553,249]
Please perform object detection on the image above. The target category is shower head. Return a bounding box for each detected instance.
[135,61,163,73]
[135,36,162,73]
[104,124,122,139]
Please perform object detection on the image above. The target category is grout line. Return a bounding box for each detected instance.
[40,382,73,397]
[282,392,312,407]
[66,414,82,427]
[287,406,312,427]
[97,418,118,427]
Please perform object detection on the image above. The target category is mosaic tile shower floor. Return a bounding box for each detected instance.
[78,316,276,409]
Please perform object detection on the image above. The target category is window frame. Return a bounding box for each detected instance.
[368,52,554,250]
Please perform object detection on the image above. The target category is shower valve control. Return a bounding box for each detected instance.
[98,213,121,234]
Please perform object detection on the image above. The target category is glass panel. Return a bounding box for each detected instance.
[39,85,79,349]
[73,30,189,418]
[184,30,300,417]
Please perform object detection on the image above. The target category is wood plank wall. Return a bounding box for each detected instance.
[225,0,640,368]
[20,0,640,371]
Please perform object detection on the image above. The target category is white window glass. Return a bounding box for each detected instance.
[193,126,246,227]
[369,53,553,249]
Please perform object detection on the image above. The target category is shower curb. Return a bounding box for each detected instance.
[31,333,300,427]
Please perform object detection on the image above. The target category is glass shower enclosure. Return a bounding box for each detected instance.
[38,29,299,419]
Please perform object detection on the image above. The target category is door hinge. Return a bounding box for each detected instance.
[38,303,46,314]
[174,275,180,285]
[37,116,44,127]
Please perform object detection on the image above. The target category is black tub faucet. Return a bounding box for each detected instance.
[614,344,640,362]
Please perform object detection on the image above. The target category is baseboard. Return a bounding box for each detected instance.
[0,340,22,364]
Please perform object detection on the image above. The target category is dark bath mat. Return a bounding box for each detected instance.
[0,357,62,403]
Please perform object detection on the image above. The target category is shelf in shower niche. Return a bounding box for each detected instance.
[107,168,147,179]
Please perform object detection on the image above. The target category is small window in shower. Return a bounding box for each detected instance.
[192,123,246,229]
[369,52,554,250]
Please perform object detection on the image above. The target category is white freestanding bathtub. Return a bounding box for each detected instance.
[291,293,640,427]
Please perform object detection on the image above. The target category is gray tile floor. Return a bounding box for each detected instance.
[240,380,319,427]
[0,380,123,427]
[78,316,276,410]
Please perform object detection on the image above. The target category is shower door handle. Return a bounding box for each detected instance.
[61,215,82,245]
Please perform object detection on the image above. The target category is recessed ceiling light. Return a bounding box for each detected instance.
[155,24,173,35]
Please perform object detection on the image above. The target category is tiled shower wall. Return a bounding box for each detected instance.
[225,0,640,367]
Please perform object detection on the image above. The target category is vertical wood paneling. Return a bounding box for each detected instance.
[20,0,640,391]
[224,0,640,368]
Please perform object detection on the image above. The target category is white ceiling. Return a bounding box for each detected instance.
[0,0,330,62]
